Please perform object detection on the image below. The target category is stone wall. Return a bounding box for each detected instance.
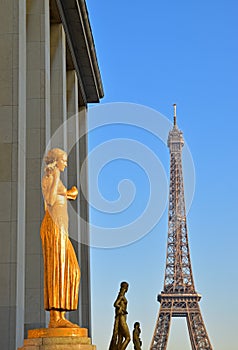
[0,0,102,348]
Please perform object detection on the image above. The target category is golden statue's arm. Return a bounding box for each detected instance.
[66,186,78,200]
[42,169,60,207]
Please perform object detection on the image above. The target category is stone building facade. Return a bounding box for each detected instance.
[0,0,103,349]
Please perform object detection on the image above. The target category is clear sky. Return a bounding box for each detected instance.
[84,1,238,349]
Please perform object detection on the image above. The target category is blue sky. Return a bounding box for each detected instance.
[85,1,238,349]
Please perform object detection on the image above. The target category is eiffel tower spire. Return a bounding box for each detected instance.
[173,103,177,127]
[150,105,213,350]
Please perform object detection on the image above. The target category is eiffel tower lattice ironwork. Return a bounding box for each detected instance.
[150,105,213,350]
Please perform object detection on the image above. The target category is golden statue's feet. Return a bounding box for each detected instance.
[48,318,80,328]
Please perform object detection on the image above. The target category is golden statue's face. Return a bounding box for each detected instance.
[57,154,67,172]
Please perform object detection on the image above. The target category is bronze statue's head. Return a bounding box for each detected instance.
[120,281,129,292]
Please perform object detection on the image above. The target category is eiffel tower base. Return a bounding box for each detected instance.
[18,328,96,350]
[150,294,213,350]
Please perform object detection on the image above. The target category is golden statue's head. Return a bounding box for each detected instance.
[44,148,67,173]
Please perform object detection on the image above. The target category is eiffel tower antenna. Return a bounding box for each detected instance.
[150,105,213,350]
[173,103,177,127]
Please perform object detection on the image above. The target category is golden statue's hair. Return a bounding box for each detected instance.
[44,148,67,172]
[44,148,66,164]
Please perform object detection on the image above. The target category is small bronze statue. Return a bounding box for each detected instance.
[133,322,142,350]
[109,282,131,350]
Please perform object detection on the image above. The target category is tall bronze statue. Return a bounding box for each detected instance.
[133,322,142,350]
[109,282,131,350]
[41,148,80,328]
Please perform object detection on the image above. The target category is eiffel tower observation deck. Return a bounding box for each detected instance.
[150,105,213,350]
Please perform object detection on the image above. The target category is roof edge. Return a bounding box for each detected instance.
[57,0,104,103]
[77,0,104,100]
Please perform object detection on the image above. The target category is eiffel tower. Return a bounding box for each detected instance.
[150,105,213,350]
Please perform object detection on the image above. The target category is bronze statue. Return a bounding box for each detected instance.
[40,148,80,328]
[133,322,142,350]
[109,282,131,350]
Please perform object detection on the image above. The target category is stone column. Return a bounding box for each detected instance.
[50,23,67,152]
[78,106,91,334]
[24,0,50,337]
[16,1,27,347]
[66,72,91,332]
[66,70,80,325]
[67,70,79,238]
[0,1,26,349]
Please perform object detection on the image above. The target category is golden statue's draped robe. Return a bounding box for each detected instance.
[40,199,80,311]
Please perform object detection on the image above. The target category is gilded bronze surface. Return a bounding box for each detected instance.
[41,148,80,328]
[132,322,142,350]
[109,282,131,350]
[28,328,88,338]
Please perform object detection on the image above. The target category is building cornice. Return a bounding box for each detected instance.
[56,0,104,103]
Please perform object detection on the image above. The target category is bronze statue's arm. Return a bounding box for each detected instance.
[114,295,124,314]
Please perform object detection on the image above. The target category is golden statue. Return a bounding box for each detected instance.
[40,148,80,328]
[109,282,131,350]
[133,322,142,350]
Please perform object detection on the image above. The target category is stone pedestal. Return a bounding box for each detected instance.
[18,328,96,350]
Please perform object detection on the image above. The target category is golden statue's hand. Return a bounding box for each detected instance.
[67,186,78,200]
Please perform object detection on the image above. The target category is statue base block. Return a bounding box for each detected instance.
[18,328,96,350]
